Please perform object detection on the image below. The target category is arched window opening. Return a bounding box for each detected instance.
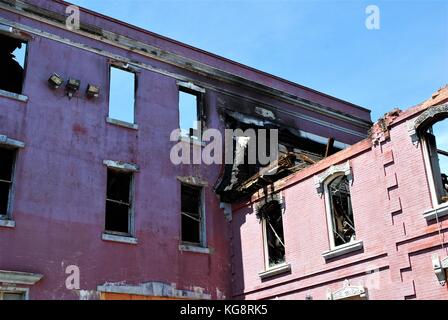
[328,175,356,247]
[259,200,285,268]
[422,118,448,204]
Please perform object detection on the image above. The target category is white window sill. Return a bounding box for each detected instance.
[423,203,448,221]
[179,244,210,254]
[259,263,291,279]
[178,135,205,147]
[0,89,28,103]
[106,117,138,130]
[322,240,364,260]
[102,233,138,245]
[0,219,15,228]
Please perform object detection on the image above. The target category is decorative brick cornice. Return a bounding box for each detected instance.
[407,103,448,144]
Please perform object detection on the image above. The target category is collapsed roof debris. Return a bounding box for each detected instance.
[215,109,340,202]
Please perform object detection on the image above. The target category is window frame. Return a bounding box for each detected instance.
[421,125,448,207]
[408,104,448,215]
[177,81,205,141]
[0,26,30,100]
[0,144,20,223]
[107,63,138,128]
[323,172,356,250]
[103,164,136,239]
[315,162,364,259]
[260,200,286,270]
[180,183,206,248]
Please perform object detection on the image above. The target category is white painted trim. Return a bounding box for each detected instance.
[259,263,291,279]
[0,219,15,228]
[297,130,350,150]
[103,160,139,172]
[421,137,440,208]
[278,107,368,139]
[0,270,43,285]
[262,218,270,270]
[97,282,211,300]
[423,203,448,221]
[0,135,25,148]
[322,240,364,260]
[179,244,210,254]
[323,173,338,249]
[259,195,286,271]
[315,161,352,195]
[319,165,358,252]
[106,117,138,130]
[0,89,28,102]
[177,81,206,93]
[102,233,138,245]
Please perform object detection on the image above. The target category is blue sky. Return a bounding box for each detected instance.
[69,0,448,121]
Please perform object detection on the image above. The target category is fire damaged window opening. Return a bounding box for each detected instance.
[422,119,448,204]
[181,184,205,246]
[108,65,137,125]
[0,290,26,300]
[105,169,134,236]
[0,147,16,220]
[0,34,27,95]
[259,201,286,268]
[327,174,356,247]
[178,87,204,141]
[215,109,341,203]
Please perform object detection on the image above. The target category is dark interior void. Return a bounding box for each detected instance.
[105,170,131,234]
[328,175,356,246]
[181,184,202,244]
[424,119,448,203]
[215,111,341,203]
[0,34,25,94]
[259,201,285,267]
[0,148,15,216]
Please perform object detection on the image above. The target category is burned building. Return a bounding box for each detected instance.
[232,86,448,300]
[1,0,447,301]
[0,0,371,300]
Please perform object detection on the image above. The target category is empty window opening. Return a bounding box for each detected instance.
[424,119,448,203]
[105,169,133,235]
[109,66,136,124]
[181,184,203,245]
[259,201,285,268]
[0,148,15,218]
[179,89,201,139]
[328,175,356,247]
[0,290,25,300]
[0,34,27,94]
